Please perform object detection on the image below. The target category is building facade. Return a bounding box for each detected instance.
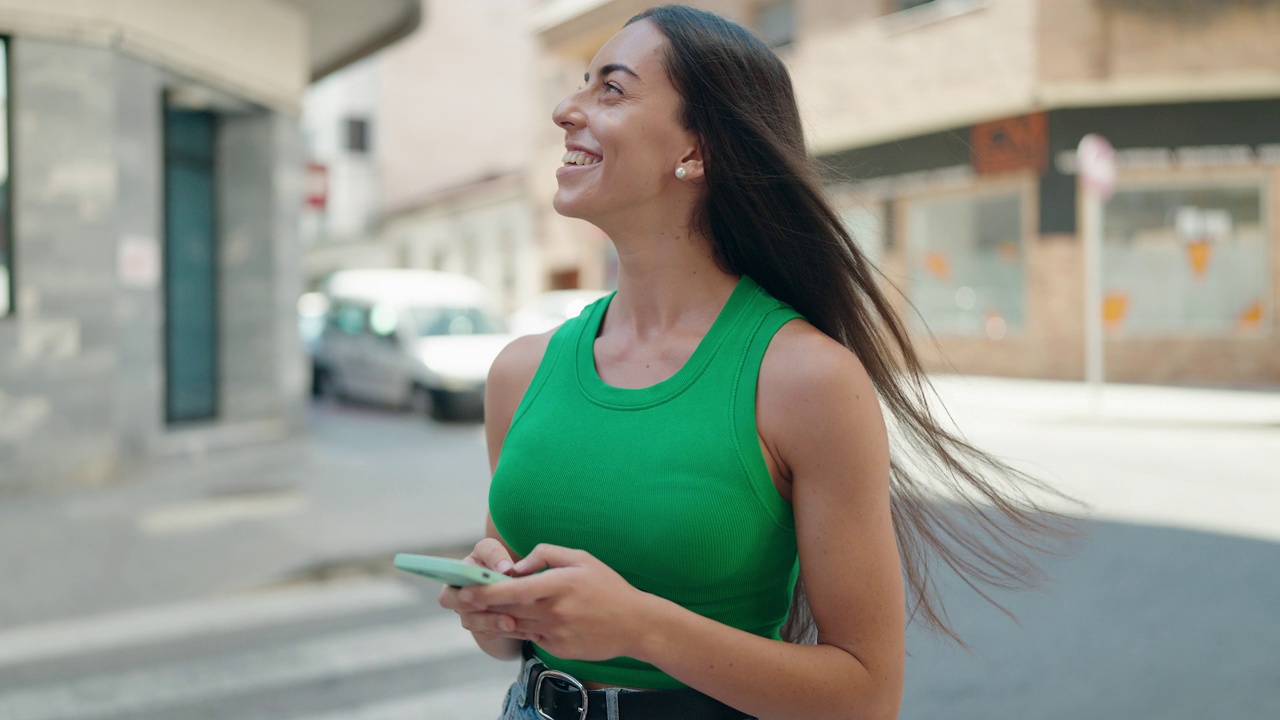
[302,0,551,312]
[0,0,419,493]
[532,0,1280,385]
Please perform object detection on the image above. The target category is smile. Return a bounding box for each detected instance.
[562,150,602,167]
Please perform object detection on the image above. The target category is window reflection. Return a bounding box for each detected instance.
[1103,184,1266,336]
[407,307,503,337]
[908,191,1025,338]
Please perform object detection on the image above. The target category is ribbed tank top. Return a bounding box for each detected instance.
[488,275,804,690]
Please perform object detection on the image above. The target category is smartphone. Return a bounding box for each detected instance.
[393,553,509,587]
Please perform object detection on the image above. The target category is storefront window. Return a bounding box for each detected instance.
[907,191,1025,338]
[0,38,10,317]
[1102,184,1267,336]
[837,202,885,269]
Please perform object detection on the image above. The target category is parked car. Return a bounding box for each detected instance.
[310,269,514,420]
[508,289,610,336]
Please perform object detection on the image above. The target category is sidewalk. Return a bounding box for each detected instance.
[0,404,494,630]
[3,376,1278,631]
[929,374,1280,428]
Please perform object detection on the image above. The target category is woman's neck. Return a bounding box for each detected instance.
[602,223,739,339]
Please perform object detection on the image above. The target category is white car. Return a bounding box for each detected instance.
[508,289,610,336]
[311,269,514,420]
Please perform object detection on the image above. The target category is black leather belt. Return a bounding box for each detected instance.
[520,642,752,720]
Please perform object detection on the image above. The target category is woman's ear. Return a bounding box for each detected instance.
[678,145,705,181]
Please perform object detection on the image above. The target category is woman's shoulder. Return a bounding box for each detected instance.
[485,330,557,462]
[756,319,883,441]
[489,331,556,400]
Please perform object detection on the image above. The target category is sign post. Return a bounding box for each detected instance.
[1077,134,1115,408]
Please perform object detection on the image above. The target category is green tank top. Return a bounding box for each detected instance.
[489,275,803,690]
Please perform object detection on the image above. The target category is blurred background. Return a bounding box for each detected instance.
[0,0,1278,718]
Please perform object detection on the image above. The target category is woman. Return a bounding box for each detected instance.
[440,6,1067,720]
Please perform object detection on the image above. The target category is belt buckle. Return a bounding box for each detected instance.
[534,669,588,720]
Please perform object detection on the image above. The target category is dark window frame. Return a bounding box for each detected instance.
[346,117,370,154]
[1,36,13,319]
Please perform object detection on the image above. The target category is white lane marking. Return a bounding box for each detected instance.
[0,577,420,669]
[137,492,307,535]
[0,615,481,720]
[292,679,514,720]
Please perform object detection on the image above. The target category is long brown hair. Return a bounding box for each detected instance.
[628,5,1075,645]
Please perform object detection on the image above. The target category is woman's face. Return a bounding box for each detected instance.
[551,20,699,225]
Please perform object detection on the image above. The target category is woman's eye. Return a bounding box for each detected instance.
[603,82,622,95]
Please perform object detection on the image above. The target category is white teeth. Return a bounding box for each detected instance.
[561,150,601,166]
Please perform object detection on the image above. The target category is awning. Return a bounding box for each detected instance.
[281,0,424,81]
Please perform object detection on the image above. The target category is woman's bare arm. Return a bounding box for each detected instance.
[439,330,552,661]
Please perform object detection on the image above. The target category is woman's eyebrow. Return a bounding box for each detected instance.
[584,63,641,83]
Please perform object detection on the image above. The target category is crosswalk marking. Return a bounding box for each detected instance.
[0,577,421,669]
[291,679,515,720]
[0,615,483,720]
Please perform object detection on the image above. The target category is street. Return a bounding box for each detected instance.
[0,378,1277,719]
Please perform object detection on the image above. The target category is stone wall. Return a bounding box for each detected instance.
[0,37,120,492]
[0,37,306,494]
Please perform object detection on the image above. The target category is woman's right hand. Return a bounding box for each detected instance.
[437,538,523,651]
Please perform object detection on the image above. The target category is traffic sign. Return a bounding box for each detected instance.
[1077,133,1116,201]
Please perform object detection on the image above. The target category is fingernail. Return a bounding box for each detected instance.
[497,560,513,574]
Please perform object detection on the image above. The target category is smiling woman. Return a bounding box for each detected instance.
[434,6,1071,720]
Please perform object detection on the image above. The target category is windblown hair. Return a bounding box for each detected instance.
[627,5,1074,645]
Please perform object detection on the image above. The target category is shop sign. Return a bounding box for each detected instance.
[971,113,1048,175]
[1057,143,1280,175]
[305,161,329,210]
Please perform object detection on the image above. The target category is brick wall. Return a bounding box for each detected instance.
[1040,0,1280,84]
[787,0,1039,154]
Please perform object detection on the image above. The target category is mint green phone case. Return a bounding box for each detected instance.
[393,553,509,586]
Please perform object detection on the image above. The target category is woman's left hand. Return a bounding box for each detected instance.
[456,544,652,662]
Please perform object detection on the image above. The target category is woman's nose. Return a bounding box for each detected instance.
[552,91,584,129]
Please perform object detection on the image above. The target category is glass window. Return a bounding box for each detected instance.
[0,38,10,317]
[407,307,503,337]
[329,303,368,335]
[907,191,1025,338]
[1102,183,1267,336]
[346,117,370,153]
[838,203,885,269]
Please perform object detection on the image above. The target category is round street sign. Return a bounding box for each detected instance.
[1077,133,1116,201]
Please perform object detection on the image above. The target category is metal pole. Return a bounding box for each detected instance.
[1082,188,1104,406]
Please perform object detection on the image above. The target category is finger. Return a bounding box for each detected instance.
[460,571,561,608]
[458,611,520,635]
[511,544,587,575]
[439,584,491,613]
[471,538,515,574]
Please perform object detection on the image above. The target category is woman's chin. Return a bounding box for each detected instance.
[552,193,588,220]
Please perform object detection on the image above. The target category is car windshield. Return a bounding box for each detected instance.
[407,306,503,337]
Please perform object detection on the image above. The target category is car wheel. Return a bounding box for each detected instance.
[314,366,342,403]
[410,384,444,420]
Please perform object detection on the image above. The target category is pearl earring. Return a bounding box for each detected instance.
[675,167,687,180]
